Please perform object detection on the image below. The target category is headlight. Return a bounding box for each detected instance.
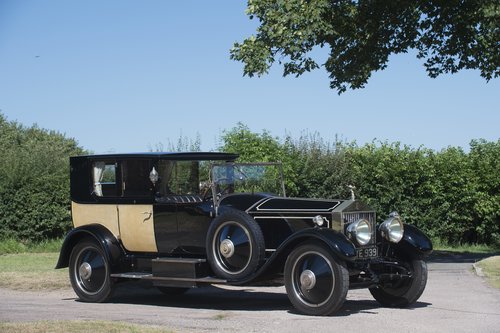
[379,216,404,243]
[347,219,372,246]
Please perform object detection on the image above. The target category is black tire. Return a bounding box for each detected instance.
[284,242,349,316]
[369,259,428,307]
[157,287,189,295]
[206,209,265,280]
[69,239,114,302]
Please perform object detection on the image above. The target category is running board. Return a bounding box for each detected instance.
[148,276,226,284]
[110,272,152,279]
[111,257,220,288]
[110,273,226,284]
[152,258,207,264]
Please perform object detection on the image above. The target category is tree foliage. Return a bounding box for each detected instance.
[0,113,86,241]
[231,0,500,93]
[220,125,500,245]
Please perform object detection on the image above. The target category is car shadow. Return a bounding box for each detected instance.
[107,282,291,311]
[93,281,431,316]
[331,299,432,317]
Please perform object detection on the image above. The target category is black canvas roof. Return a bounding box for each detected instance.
[72,152,239,161]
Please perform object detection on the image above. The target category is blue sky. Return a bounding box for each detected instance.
[1,0,498,154]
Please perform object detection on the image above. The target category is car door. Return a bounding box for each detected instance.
[152,159,212,255]
[118,204,157,252]
[117,159,158,253]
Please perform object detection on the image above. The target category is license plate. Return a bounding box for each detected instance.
[357,246,378,259]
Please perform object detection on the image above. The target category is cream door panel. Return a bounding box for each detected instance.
[71,202,119,237]
[118,204,158,252]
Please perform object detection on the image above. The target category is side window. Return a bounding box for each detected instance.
[157,160,175,195]
[121,159,153,197]
[93,162,117,197]
[173,161,199,195]
[157,160,205,196]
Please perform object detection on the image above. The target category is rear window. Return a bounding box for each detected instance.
[92,162,117,197]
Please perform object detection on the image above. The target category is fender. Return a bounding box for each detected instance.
[232,227,357,285]
[55,224,124,270]
[276,227,357,262]
[392,224,433,260]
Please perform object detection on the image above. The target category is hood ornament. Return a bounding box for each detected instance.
[347,185,356,201]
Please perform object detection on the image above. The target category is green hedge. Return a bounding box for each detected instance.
[221,124,500,246]
[0,114,86,241]
[1,117,498,246]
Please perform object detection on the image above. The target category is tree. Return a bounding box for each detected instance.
[231,0,499,93]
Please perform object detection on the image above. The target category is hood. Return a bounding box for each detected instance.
[219,194,361,213]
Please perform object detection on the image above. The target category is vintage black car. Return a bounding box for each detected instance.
[56,152,432,316]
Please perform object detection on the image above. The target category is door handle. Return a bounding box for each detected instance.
[142,211,152,221]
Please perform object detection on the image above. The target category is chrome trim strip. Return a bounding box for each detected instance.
[245,197,273,213]
[254,198,342,212]
[253,216,330,229]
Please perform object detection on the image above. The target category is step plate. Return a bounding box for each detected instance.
[152,258,207,264]
[110,272,226,286]
[110,272,152,279]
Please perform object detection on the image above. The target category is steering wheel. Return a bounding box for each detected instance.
[214,177,234,197]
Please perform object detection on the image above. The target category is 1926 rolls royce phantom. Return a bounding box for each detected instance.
[56,152,432,316]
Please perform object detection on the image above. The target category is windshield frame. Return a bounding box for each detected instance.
[210,162,286,205]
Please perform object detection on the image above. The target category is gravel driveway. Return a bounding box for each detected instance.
[1,254,499,332]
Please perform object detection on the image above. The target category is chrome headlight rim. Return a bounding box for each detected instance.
[347,218,372,246]
[380,216,404,243]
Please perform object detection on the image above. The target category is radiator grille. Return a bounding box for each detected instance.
[342,211,377,246]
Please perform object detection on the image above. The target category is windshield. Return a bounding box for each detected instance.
[211,163,286,197]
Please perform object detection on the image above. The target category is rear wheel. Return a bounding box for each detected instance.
[369,259,428,307]
[284,242,349,316]
[69,240,114,302]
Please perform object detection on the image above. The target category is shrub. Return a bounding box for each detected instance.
[220,125,499,246]
[0,113,86,241]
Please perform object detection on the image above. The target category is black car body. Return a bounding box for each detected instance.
[57,152,432,315]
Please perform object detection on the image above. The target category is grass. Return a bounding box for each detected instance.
[0,252,69,291]
[431,238,498,254]
[0,238,63,255]
[476,256,500,289]
[0,321,174,333]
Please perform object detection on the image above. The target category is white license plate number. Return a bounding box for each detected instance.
[357,247,378,259]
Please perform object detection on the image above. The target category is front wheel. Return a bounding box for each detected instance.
[369,259,428,307]
[284,242,349,316]
[69,240,114,302]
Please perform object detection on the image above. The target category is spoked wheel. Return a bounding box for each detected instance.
[369,259,428,307]
[285,242,348,316]
[69,240,114,302]
[207,209,265,280]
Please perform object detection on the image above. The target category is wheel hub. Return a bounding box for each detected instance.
[300,269,316,290]
[79,262,92,280]
[220,239,235,258]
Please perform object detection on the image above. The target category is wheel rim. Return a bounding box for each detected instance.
[212,221,252,275]
[291,251,335,307]
[73,245,108,295]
